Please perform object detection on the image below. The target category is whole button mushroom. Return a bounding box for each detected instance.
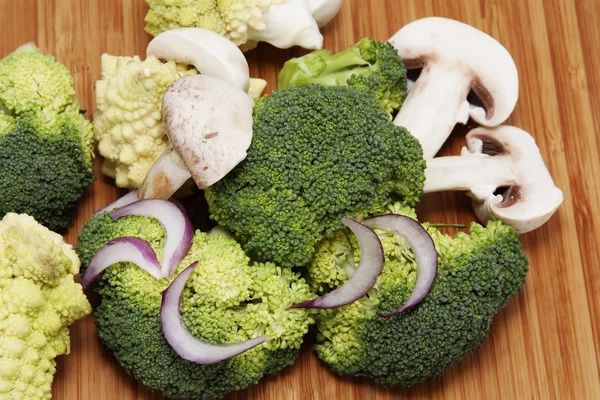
[389,17,519,159]
[139,75,255,200]
[423,125,563,233]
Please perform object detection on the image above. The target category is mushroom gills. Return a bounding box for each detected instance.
[389,17,519,159]
[423,125,563,233]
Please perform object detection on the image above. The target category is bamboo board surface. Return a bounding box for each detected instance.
[1,0,599,398]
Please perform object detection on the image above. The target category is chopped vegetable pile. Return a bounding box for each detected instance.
[0,4,565,399]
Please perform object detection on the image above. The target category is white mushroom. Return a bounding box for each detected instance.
[306,0,343,27]
[389,17,519,159]
[147,28,250,92]
[423,126,563,233]
[246,0,324,50]
[138,75,254,200]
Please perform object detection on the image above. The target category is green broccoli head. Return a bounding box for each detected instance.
[206,85,425,268]
[0,44,94,231]
[76,212,315,400]
[307,203,529,386]
[277,37,408,114]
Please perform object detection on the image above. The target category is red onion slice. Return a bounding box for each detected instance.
[362,215,438,318]
[161,262,268,365]
[111,199,193,278]
[82,237,162,288]
[292,218,384,309]
[93,190,140,216]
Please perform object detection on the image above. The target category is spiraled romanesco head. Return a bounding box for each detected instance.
[0,213,91,400]
[94,54,268,189]
[93,54,198,189]
[145,0,284,45]
[76,211,314,399]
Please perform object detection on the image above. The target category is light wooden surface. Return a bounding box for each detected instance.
[1,0,599,398]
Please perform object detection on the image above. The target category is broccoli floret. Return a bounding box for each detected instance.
[307,202,529,386]
[76,212,315,400]
[206,85,425,268]
[0,44,94,231]
[277,38,408,114]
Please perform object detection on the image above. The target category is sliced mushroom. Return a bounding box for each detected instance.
[138,75,254,200]
[389,17,519,159]
[423,125,563,233]
[147,28,250,92]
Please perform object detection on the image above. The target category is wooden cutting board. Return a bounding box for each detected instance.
[1,0,599,398]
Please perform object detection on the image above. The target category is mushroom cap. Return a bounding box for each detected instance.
[466,126,563,233]
[389,17,518,127]
[147,28,250,92]
[162,74,254,189]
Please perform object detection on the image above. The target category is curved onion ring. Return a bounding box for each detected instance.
[82,237,162,288]
[161,262,268,364]
[362,214,438,318]
[111,199,193,278]
[291,218,384,309]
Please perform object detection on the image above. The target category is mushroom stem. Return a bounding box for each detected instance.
[424,154,517,195]
[394,64,472,159]
[138,147,191,200]
[422,125,563,233]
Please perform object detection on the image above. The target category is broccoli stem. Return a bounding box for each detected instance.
[423,154,516,194]
[289,45,373,87]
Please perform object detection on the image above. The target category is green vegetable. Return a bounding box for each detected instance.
[277,37,408,113]
[307,202,529,386]
[76,212,314,400]
[0,44,94,231]
[145,0,280,46]
[206,84,425,268]
[0,213,91,400]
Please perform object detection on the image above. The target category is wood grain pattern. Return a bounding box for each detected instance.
[1,0,598,398]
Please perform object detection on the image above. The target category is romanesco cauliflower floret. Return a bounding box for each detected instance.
[93,54,198,189]
[145,0,284,45]
[0,213,91,400]
[94,53,268,189]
